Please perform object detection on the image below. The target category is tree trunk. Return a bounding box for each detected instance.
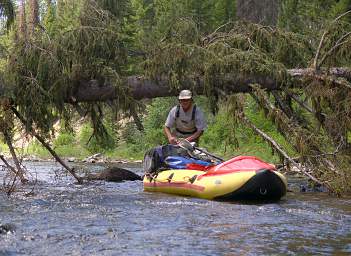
[28,0,39,34]
[236,0,279,26]
[65,67,351,103]
[130,105,144,132]
[17,0,27,41]
[56,0,63,16]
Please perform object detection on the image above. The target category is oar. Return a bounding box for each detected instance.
[177,138,224,162]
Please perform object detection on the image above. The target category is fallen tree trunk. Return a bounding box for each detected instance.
[66,67,351,103]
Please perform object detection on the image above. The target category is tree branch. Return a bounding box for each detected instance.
[240,114,335,193]
[319,32,351,68]
[2,130,27,183]
[314,10,351,70]
[10,106,83,183]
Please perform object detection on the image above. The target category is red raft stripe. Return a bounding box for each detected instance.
[144,181,205,192]
[204,168,274,176]
[196,168,275,180]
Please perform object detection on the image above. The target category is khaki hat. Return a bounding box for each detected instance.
[178,90,192,100]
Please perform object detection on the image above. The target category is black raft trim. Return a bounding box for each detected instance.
[214,169,287,201]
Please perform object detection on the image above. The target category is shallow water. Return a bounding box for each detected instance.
[0,161,350,255]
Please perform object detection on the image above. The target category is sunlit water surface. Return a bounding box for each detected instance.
[0,161,350,255]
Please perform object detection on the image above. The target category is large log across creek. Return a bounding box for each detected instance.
[68,68,351,103]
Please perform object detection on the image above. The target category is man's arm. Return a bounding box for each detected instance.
[164,126,178,144]
[164,107,178,144]
[185,130,203,142]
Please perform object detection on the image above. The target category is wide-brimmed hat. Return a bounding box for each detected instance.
[178,90,192,100]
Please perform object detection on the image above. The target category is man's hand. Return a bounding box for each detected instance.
[185,136,193,142]
[168,136,178,145]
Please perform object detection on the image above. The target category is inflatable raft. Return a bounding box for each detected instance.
[143,153,287,201]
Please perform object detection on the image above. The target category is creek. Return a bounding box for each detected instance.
[0,161,350,255]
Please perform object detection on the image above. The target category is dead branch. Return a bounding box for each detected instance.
[314,30,329,70]
[202,21,233,46]
[288,68,351,89]
[287,92,314,114]
[2,131,27,183]
[314,10,351,70]
[319,31,351,68]
[0,155,20,195]
[271,91,308,128]
[10,106,83,183]
[0,155,19,177]
[240,114,335,193]
[64,67,350,103]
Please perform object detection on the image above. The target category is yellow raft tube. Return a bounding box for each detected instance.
[144,156,287,201]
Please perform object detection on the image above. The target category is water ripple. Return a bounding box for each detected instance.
[0,161,350,255]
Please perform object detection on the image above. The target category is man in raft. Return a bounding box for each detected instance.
[164,90,207,145]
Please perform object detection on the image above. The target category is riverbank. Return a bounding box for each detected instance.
[0,139,145,165]
[0,152,142,165]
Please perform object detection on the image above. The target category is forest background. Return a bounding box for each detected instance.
[0,0,350,194]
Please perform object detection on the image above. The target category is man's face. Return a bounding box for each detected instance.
[179,99,192,111]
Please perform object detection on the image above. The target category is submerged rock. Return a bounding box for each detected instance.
[0,224,15,234]
[87,166,142,182]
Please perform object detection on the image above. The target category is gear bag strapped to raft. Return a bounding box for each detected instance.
[143,144,214,174]
[164,156,213,169]
[143,145,189,174]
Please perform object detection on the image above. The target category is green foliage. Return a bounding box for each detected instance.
[200,96,296,162]
[120,97,174,152]
[213,0,236,27]
[200,109,237,153]
[53,132,75,147]
[3,0,134,141]
[26,139,51,158]
[79,122,117,153]
[279,0,351,49]
[131,0,236,49]
[143,97,175,130]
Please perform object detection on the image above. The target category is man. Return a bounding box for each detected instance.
[164,90,207,145]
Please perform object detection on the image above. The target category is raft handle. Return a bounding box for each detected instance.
[259,187,267,195]
[167,173,174,182]
[189,175,197,184]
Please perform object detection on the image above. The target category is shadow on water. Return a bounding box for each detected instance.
[0,161,350,256]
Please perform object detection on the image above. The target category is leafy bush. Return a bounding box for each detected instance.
[53,132,75,147]
[79,122,117,153]
[120,97,175,152]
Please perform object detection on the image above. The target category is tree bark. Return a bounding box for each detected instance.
[236,0,279,26]
[130,104,144,132]
[17,0,27,41]
[66,67,351,103]
[28,0,39,34]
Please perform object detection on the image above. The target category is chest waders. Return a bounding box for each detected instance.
[175,104,197,136]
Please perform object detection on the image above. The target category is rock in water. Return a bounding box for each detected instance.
[0,224,15,234]
[88,167,142,182]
